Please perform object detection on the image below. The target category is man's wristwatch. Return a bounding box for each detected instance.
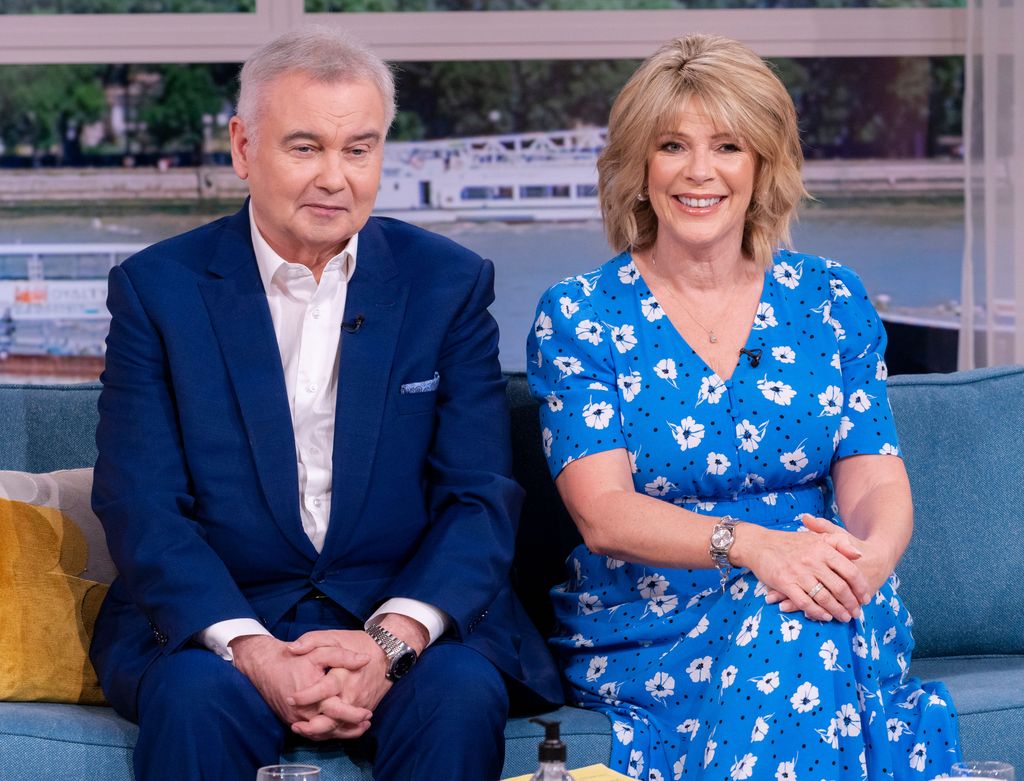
[365,621,418,682]
[709,516,739,592]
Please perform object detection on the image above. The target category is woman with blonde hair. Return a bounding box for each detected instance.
[527,34,960,780]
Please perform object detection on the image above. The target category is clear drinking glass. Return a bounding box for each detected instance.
[256,765,321,781]
[950,761,1016,780]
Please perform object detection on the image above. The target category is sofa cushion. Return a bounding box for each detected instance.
[0,383,100,473]
[888,365,1024,659]
[0,468,110,704]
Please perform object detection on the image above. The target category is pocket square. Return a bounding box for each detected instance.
[400,372,440,394]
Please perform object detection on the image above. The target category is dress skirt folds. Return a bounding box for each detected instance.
[527,252,961,781]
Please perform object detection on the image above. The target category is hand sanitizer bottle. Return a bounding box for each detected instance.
[529,718,576,781]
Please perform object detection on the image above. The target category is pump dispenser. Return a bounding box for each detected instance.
[529,718,575,781]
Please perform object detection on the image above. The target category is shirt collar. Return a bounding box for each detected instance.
[248,201,358,292]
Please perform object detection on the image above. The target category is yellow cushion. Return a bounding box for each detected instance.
[0,483,109,704]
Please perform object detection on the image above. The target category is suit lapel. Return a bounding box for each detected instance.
[323,219,410,555]
[198,206,314,559]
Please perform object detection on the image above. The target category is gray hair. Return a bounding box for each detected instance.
[236,26,396,142]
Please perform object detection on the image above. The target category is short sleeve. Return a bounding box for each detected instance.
[827,262,901,461]
[526,278,626,479]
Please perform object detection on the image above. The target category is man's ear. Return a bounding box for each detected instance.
[229,116,251,181]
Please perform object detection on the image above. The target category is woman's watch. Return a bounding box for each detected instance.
[365,621,419,682]
[709,516,739,591]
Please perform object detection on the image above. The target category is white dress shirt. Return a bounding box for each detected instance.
[196,207,449,661]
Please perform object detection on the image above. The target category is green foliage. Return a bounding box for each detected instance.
[139,65,223,157]
[0,64,105,157]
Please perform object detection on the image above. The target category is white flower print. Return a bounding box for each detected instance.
[876,357,889,381]
[697,373,726,405]
[582,400,614,430]
[648,593,679,616]
[638,573,669,599]
[820,639,844,671]
[558,294,579,319]
[772,345,796,364]
[736,608,762,646]
[669,416,706,451]
[575,318,604,345]
[817,718,839,750]
[578,592,603,614]
[849,388,873,412]
[628,448,640,474]
[751,715,772,742]
[832,351,842,370]
[654,358,679,388]
[645,671,675,701]
[606,556,626,570]
[687,615,709,638]
[742,472,766,491]
[780,443,808,472]
[753,670,781,694]
[721,664,738,690]
[588,382,608,392]
[736,418,768,452]
[644,476,676,496]
[650,770,665,781]
[830,277,851,298]
[781,616,803,641]
[534,311,553,341]
[730,753,757,780]
[886,717,910,742]
[545,393,563,412]
[627,749,644,778]
[706,452,731,476]
[774,261,802,289]
[836,703,862,737]
[611,324,638,354]
[687,656,713,683]
[729,578,749,600]
[883,626,897,645]
[928,693,947,707]
[837,415,855,441]
[775,760,797,781]
[586,655,608,682]
[571,633,594,648]
[758,376,797,405]
[613,720,634,745]
[541,427,553,458]
[852,634,869,658]
[574,273,600,297]
[598,680,621,704]
[762,492,778,505]
[617,370,643,402]
[552,355,583,380]
[618,261,639,285]
[880,443,899,455]
[641,296,666,322]
[673,755,686,781]
[704,735,717,768]
[791,681,821,713]
[818,385,844,416]
[676,719,700,739]
[752,302,778,329]
[909,742,927,772]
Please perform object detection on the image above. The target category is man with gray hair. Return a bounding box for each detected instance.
[89,27,561,780]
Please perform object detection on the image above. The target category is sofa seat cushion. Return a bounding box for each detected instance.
[914,655,1024,770]
[0,702,610,780]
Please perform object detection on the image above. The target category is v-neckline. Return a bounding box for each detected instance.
[632,255,771,384]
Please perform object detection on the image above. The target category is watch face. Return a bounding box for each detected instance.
[711,527,733,550]
[389,650,417,680]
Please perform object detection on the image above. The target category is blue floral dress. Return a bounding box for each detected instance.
[526,251,961,781]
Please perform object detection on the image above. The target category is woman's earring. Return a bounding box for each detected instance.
[636,186,649,202]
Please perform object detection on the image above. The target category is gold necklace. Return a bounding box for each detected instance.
[650,250,743,345]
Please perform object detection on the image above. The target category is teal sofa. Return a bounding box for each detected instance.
[1,366,1022,779]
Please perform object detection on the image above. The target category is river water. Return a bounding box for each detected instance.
[0,196,963,373]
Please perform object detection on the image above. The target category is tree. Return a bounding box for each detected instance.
[138,64,225,163]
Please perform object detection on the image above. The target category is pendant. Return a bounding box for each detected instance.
[709,332,718,344]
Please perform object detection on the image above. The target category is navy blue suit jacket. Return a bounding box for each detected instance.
[89,204,562,720]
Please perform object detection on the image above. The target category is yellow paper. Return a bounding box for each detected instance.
[502,763,632,781]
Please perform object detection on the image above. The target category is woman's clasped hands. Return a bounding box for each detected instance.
[738,513,893,624]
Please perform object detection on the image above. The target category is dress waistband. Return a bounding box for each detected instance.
[672,482,832,529]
